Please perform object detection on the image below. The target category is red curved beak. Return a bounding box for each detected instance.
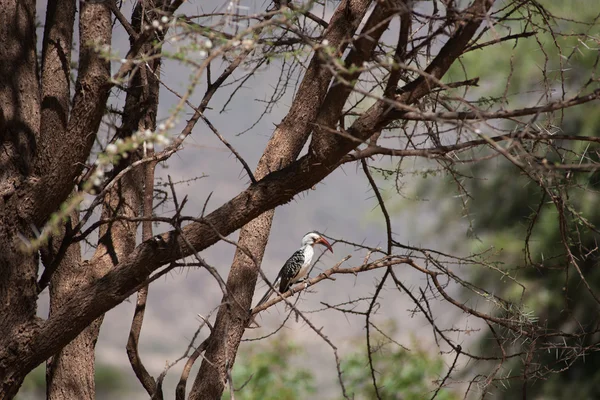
[317,237,333,253]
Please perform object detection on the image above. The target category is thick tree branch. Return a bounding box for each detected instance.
[397,0,494,105]
[31,0,112,226]
[310,0,402,157]
[37,0,76,180]
[0,1,43,396]
[338,0,495,152]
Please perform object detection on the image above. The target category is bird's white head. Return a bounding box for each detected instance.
[301,232,333,253]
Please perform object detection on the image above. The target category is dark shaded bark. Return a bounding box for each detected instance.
[0,0,112,397]
[37,0,76,175]
[0,1,43,396]
[0,0,40,180]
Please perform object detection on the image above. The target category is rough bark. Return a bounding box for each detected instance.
[31,0,112,226]
[46,172,143,400]
[0,0,40,181]
[0,0,112,397]
[45,214,91,400]
[38,0,76,175]
[38,4,78,390]
[0,1,43,396]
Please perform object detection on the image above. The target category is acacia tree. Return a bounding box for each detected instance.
[1,0,599,399]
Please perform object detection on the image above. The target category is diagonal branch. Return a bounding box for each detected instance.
[310,0,404,157]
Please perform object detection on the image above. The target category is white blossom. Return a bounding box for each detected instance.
[106,144,118,154]
[242,39,254,50]
[156,135,171,146]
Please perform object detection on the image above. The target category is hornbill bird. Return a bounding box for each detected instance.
[253,231,333,310]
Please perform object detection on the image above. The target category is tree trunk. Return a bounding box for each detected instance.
[45,214,95,400]
[0,1,43,397]
[0,0,112,397]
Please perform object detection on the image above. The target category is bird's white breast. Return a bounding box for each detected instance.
[302,245,314,266]
[294,245,314,282]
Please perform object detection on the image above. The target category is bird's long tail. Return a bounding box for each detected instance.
[253,277,280,310]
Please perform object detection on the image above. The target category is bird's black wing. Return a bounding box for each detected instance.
[252,249,305,311]
[278,249,305,293]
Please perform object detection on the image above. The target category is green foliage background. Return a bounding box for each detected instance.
[17,363,126,400]
[405,1,600,398]
[222,337,316,400]
[225,333,458,400]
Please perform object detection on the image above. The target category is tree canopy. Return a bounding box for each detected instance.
[1,0,599,399]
